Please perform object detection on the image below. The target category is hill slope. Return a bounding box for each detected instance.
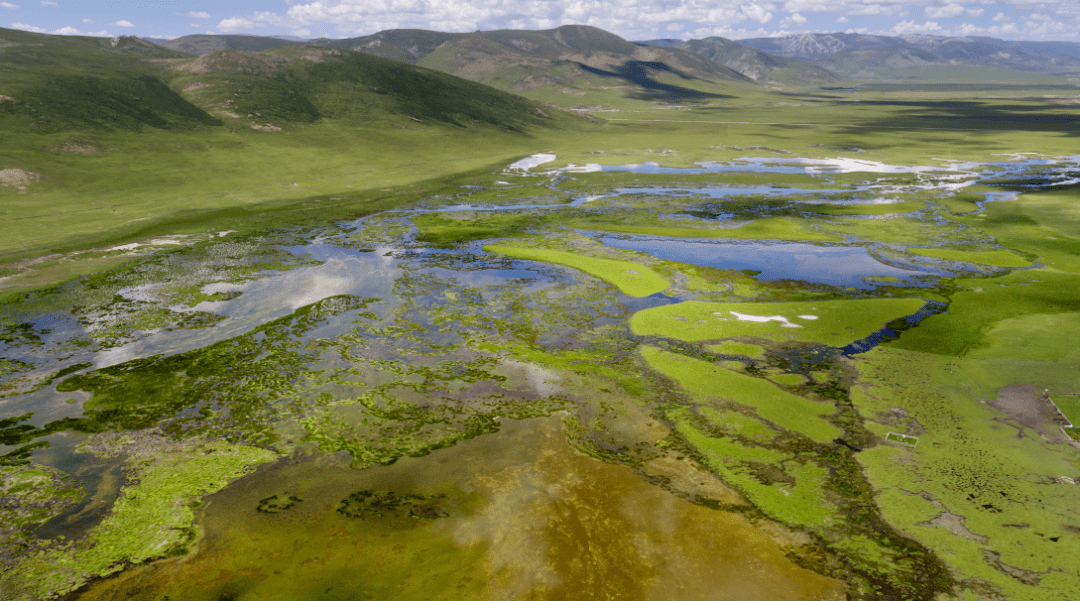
[322,25,755,106]
[150,34,302,56]
[740,33,1080,79]
[0,34,589,269]
[639,36,841,85]
[0,27,188,58]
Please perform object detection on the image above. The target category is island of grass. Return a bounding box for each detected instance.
[631,298,926,345]
[483,244,670,297]
[908,247,1033,268]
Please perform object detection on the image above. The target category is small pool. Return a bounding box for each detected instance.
[597,235,933,289]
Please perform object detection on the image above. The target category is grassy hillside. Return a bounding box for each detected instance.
[302,25,757,108]
[0,27,188,58]
[152,34,301,56]
[654,37,841,85]
[0,38,591,283]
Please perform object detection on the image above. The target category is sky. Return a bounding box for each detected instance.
[4,1,1080,43]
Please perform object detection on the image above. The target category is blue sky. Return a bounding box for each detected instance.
[4,1,1079,42]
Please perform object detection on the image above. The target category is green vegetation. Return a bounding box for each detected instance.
[631,298,926,345]
[485,244,670,297]
[3,23,1080,601]
[909,247,1033,268]
[642,346,839,443]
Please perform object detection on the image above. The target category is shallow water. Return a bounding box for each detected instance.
[5,153,1080,601]
[73,417,845,601]
[598,235,933,288]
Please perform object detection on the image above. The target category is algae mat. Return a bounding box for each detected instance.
[73,418,845,601]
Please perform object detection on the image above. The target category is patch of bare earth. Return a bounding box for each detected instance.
[181,82,213,92]
[0,95,14,102]
[44,141,96,154]
[0,168,40,192]
[988,384,1070,442]
[250,122,281,132]
[219,110,241,119]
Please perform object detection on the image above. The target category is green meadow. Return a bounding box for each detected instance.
[2,26,1080,601]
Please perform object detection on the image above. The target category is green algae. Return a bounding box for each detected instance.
[705,340,766,358]
[72,417,846,601]
[1,430,277,601]
[631,298,926,345]
[484,244,670,297]
[642,346,839,443]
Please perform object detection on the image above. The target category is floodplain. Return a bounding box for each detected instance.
[3,71,1080,601]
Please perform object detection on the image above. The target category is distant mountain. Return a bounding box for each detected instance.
[147,26,756,104]
[0,28,188,58]
[638,36,841,85]
[312,25,757,103]
[739,33,1080,78]
[153,34,302,56]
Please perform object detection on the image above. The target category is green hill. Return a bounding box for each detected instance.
[0,27,188,58]
[151,34,302,56]
[0,35,588,274]
[315,25,756,106]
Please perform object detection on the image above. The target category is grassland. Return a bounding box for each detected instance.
[484,244,670,297]
[631,298,926,345]
[2,26,1080,601]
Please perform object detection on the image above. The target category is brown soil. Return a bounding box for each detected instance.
[0,168,40,192]
[0,95,14,102]
[988,384,1068,441]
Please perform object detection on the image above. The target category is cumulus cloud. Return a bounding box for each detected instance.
[40,0,57,6]
[890,20,942,35]
[110,19,134,27]
[12,22,46,32]
[924,4,965,19]
[742,4,774,24]
[205,0,1080,42]
[0,2,19,8]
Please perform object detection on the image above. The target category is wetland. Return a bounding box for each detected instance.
[4,117,1080,601]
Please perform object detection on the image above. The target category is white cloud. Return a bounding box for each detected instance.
[836,16,849,23]
[12,22,46,33]
[788,12,807,24]
[111,20,134,28]
[40,0,57,6]
[0,2,19,9]
[890,20,942,35]
[293,28,313,37]
[966,8,983,17]
[179,11,211,19]
[82,18,92,23]
[743,4,774,24]
[924,4,965,19]
[992,11,1006,22]
[52,25,109,36]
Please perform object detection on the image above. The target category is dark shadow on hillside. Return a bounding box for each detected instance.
[701,94,1080,137]
[847,99,1080,135]
[575,61,735,102]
